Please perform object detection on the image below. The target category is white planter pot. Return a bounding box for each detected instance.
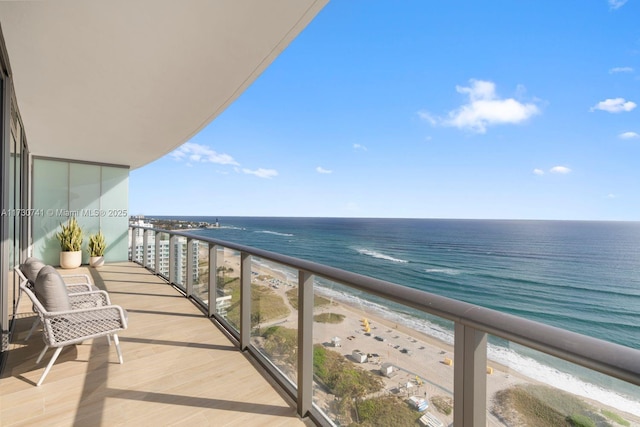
[89,256,105,268]
[60,251,82,269]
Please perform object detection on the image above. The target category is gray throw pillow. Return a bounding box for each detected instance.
[20,257,46,282]
[34,266,72,312]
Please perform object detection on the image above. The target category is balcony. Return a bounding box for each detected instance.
[3,226,639,427]
[1,262,309,426]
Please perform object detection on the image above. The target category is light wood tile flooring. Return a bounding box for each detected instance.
[1,262,310,427]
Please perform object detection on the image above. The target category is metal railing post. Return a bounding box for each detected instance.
[297,270,314,418]
[240,251,251,350]
[142,228,149,268]
[154,231,161,274]
[169,234,176,284]
[208,244,217,317]
[454,323,487,427]
[128,226,134,261]
[186,238,194,297]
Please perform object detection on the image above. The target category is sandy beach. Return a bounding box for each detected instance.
[215,250,640,426]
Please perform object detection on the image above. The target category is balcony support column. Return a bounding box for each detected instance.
[208,244,218,317]
[239,252,251,350]
[297,270,313,418]
[454,323,487,427]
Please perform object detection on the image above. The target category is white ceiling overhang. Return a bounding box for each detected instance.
[0,0,327,169]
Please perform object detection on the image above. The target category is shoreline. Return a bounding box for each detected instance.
[222,250,640,425]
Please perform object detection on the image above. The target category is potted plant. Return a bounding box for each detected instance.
[56,217,83,269]
[88,231,107,268]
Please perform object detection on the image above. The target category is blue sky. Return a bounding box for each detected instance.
[130,1,640,220]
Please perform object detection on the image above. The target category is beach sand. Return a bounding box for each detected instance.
[216,250,640,426]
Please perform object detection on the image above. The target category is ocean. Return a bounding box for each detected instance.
[156,216,640,414]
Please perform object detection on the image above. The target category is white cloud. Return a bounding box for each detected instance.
[416,111,437,125]
[607,193,618,199]
[170,142,239,165]
[590,98,636,113]
[619,131,640,139]
[420,79,540,133]
[609,0,628,9]
[550,166,572,174]
[242,168,278,179]
[316,166,333,174]
[533,168,545,176]
[353,143,368,151]
[609,66,634,74]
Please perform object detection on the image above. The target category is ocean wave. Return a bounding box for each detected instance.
[255,230,294,237]
[356,248,408,263]
[425,268,462,276]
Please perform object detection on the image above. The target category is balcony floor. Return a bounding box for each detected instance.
[1,262,310,427]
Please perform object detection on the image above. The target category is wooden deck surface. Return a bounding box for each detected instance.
[1,262,310,427]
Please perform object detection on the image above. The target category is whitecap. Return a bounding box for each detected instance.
[356,248,408,263]
[425,268,461,276]
[255,230,294,237]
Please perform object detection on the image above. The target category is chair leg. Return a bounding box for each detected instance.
[107,334,111,346]
[113,334,123,364]
[25,317,40,341]
[37,347,63,386]
[36,345,50,364]
[14,289,22,315]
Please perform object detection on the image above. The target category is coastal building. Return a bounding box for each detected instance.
[130,235,199,284]
[0,2,638,427]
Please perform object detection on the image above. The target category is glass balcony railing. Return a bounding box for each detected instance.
[129,225,640,427]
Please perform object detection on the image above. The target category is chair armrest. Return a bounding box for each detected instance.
[61,274,92,285]
[41,305,128,346]
[69,290,112,308]
[65,283,96,293]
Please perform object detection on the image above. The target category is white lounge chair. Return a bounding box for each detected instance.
[14,258,98,340]
[21,266,128,386]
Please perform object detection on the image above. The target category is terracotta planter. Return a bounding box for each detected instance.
[89,256,105,268]
[60,251,82,269]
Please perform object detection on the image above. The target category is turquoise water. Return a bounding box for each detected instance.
[156,216,640,413]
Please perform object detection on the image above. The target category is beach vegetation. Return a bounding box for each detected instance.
[262,326,298,366]
[601,409,630,426]
[221,279,290,326]
[492,385,606,427]
[313,345,383,423]
[430,395,453,415]
[313,313,345,323]
[566,414,596,427]
[352,396,420,427]
[286,288,332,310]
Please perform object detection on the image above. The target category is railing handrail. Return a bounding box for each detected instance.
[130,225,640,387]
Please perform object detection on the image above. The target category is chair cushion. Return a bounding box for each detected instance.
[20,257,46,282]
[34,266,72,312]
